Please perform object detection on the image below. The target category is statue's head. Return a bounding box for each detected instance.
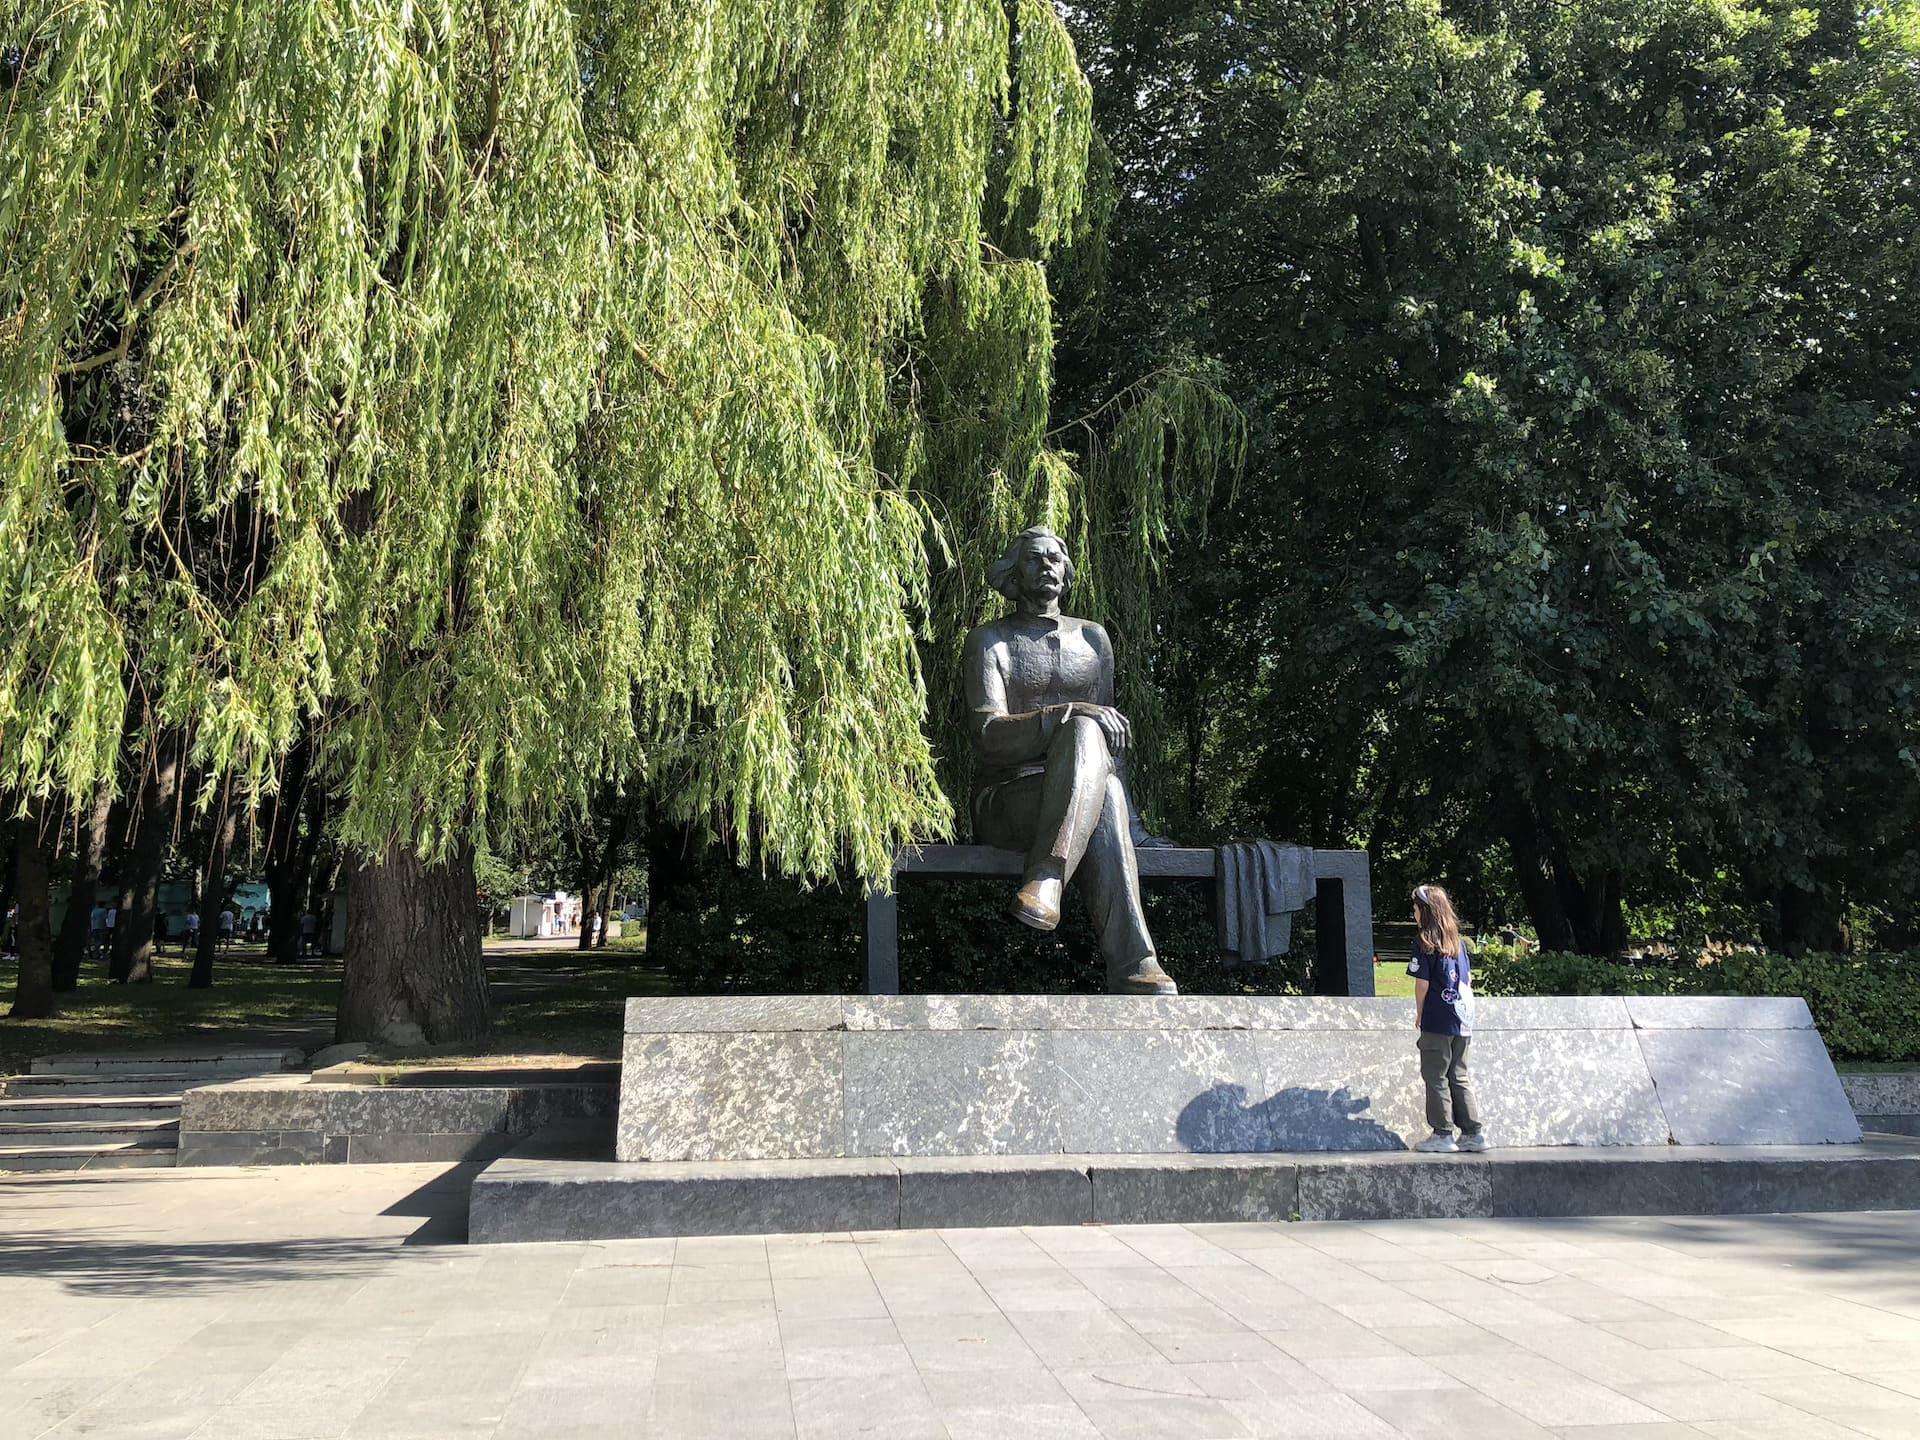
[988,527,1074,607]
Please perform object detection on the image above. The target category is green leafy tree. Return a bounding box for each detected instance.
[1063,0,1920,952]
[1,0,1110,1041]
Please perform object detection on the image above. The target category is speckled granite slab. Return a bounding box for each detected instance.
[614,994,1862,1160]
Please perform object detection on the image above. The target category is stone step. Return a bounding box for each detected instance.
[29,1048,302,1077]
[0,1141,177,1172]
[469,1124,1920,1243]
[0,1117,179,1148]
[0,1096,182,1125]
[2,1073,196,1098]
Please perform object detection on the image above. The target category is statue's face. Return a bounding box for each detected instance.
[1015,534,1069,604]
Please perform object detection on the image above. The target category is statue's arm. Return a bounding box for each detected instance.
[964,628,1059,764]
[1087,623,1164,841]
[1088,623,1118,707]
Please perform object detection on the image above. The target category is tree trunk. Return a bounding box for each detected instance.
[1772,879,1846,956]
[575,855,598,952]
[113,736,182,983]
[52,778,112,991]
[190,776,237,989]
[263,738,312,964]
[0,816,17,961]
[9,808,57,1018]
[644,805,711,974]
[337,841,491,1049]
[593,875,616,948]
[1501,807,1576,951]
[276,786,332,962]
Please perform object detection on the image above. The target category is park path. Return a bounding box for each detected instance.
[5,1164,1920,1437]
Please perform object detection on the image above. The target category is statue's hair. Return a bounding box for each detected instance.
[987,527,1074,601]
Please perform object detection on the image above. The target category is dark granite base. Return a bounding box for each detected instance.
[468,1126,1920,1242]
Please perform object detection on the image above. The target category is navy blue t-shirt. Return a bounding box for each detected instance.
[1408,942,1473,1036]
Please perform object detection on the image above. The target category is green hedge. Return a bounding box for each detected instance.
[1474,947,1920,1064]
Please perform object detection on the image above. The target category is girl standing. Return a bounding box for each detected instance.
[1407,884,1486,1153]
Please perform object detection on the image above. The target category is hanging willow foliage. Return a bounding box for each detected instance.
[2,0,1235,879]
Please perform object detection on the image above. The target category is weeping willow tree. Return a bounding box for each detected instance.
[3,0,1237,1037]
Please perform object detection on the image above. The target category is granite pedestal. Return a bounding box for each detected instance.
[614,993,1860,1163]
[467,994,1883,1240]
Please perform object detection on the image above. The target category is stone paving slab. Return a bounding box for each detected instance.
[3,1161,1918,1439]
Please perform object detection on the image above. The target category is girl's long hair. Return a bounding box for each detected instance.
[1413,884,1464,957]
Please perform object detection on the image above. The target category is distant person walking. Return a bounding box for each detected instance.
[300,910,320,957]
[185,908,201,954]
[217,906,236,951]
[89,901,108,954]
[1408,884,1486,1154]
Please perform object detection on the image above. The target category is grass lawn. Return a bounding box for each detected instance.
[1372,961,1415,999]
[0,930,673,1073]
[0,943,341,1075]
[0,935,1425,1074]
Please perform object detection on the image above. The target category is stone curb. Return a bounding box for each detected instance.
[468,1128,1920,1243]
[178,1079,615,1166]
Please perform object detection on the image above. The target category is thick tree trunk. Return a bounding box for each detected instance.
[190,777,237,989]
[113,737,182,983]
[9,809,57,1018]
[1772,880,1846,955]
[337,841,491,1049]
[52,779,112,991]
[1501,808,1576,951]
[644,806,710,974]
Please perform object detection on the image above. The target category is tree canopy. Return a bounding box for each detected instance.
[1063,0,1920,951]
[0,0,1158,887]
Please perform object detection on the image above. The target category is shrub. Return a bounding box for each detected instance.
[1474,946,1920,1064]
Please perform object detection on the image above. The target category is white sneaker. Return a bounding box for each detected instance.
[1458,1133,1488,1153]
[1413,1133,1458,1154]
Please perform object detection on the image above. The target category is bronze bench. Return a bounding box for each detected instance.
[864,845,1374,997]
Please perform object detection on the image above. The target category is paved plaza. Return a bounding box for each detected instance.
[2,1163,1918,1438]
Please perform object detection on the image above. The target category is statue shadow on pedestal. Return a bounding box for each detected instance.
[1175,1082,1408,1154]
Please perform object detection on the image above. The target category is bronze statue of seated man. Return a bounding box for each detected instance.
[961,527,1178,995]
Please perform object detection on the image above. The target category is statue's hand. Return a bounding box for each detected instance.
[1066,702,1130,753]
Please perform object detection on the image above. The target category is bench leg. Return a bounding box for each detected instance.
[865,883,899,995]
[1313,873,1376,997]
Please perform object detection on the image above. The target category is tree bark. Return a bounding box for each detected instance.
[1772,879,1846,955]
[644,804,711,974]
[277,786,332,962]
[263,738,312,964]
[0,815,17,962]
[113,735,182,983]
[1501,806,1576,952]
[52,778,112,991]
[336,841,491,1049]
[9,808,57,1018]
[190,775,237,988]
[575,851,599,952]
[593,875,617,948]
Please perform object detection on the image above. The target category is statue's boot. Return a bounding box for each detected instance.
[1110,955,1178,996]
[1010,876,1063,931]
